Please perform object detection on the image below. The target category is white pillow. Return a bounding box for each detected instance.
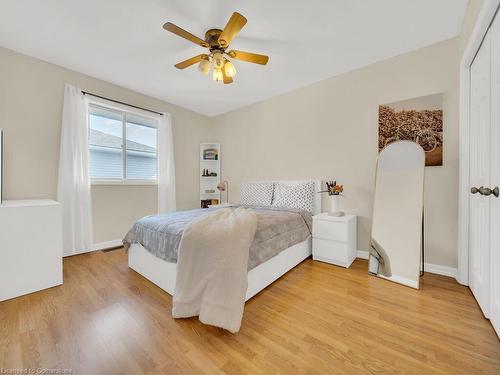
[272,182,315,213]
[240,182,274,206]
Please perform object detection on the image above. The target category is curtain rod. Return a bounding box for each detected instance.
[81,91,163,116]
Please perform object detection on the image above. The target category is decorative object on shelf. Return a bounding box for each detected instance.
[201,199,220,208]
[202,169,217,177]
[217,180,229,203]
[162,12,269,85]
[203,148,218,160]
[319,181,344,217]
[201,168,217,177]
[379,93,443,166]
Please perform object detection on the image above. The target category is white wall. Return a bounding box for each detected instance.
[0,0,485,258]
[213,38,460,268]
[0,46,213,244]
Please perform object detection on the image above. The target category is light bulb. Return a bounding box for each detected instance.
[212,68,223,82]
[198,59,210,75]
[224,61,236,77]
[212,51,224,69]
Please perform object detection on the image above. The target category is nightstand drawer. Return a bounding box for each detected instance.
[312,219,347,242]
[312,238,348,264]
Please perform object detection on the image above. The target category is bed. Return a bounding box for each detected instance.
[126,180,321,301]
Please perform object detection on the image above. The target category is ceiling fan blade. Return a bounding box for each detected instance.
[227,50,269,65]
[218,12,247,48]
[221,66,233,84]
[163,22,208,48]
[174,54,208,69]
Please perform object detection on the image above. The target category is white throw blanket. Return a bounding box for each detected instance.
[172,207,257,333]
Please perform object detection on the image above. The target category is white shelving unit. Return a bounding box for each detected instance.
[200,143,221,208]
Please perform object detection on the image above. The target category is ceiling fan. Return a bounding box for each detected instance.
[163,12,269,84]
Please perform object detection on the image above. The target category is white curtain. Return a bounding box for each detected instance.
[158,112,176,214]
[57,83,93,255]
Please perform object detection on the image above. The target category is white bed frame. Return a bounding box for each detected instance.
[128,180,322,301]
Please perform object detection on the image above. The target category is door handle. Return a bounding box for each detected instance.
[477,186,499,197]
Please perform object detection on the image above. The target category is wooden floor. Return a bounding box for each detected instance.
[1,249,499,374]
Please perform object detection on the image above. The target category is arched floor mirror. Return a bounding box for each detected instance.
[368,141,425,289]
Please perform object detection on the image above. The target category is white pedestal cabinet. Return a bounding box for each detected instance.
[0,200,63,301]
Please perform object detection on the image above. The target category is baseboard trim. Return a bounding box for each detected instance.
[423,263,457,278]
[356,250,457,279]
[63,240,123,257]
[357,250,369,260]
[91,239,123,251]
[63,247,98,257]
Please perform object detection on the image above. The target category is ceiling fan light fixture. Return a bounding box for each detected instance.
[163,12,269,84]
[212,51,224,69]
[198,59,210,75]
[213,68,223,82]
[224,60,236,77]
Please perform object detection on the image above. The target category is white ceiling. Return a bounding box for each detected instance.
[0,0,468,117]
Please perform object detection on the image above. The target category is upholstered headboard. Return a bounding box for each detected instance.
[246,180,322,215]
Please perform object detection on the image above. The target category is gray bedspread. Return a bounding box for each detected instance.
[123,205,312,270]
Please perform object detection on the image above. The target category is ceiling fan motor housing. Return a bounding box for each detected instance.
[205,29,224,49]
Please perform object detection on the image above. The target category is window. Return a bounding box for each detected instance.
[88,105,158,183]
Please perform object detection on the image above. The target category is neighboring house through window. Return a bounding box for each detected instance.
[88,104,158,183]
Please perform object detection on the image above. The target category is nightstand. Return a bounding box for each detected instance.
[312,213,357,268]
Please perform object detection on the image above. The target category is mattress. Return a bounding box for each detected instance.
[123,205,312,270]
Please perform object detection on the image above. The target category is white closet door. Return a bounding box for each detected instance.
[469,32,491,318]
[489,13,500,335]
